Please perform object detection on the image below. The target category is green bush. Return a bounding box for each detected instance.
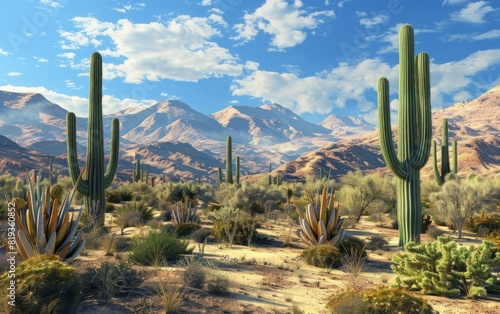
[129,230,192,266]
[81,260,142,301]
[338,236,367,258]
[392,236,500,297]
[207,273,230,295]
[124,202,155,223]
[425,224,445,239]
[190,228,211,244]
[327,286,436,314]
[106,190,122,203]
[118,187,133,201]
[302,244,342,268]
[365,236,388,251]
[0,255,81,314]
[466,214,500,234]
[175,222,201,238]
[182,262,206,289]
[212,217,257,246]
[105,203,116,213]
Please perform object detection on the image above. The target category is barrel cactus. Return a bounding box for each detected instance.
[295,187,346,246]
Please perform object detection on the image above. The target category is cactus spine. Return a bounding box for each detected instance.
[377,24,431,245]
[226,136,233,184]
[66,52,120,228]
[235,156,240,185]
[433,118,457,185]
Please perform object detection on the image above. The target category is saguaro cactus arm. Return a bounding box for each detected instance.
[378,78,406,179]
[66,112,89,196]
[104,118,120,187]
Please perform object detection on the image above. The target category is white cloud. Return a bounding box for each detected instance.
[358,12,389,27]
[442,0,468,5]
[57,52,76,59]
[232,0,334,50]
[58,15,245,83]
[0,84,157,116]
[34,56,49,63]
[453,90,472,101]
[430,49,500,106]
[201,0,212,6]
[0,48,10,56]
[451,1,494,23]
[231,58,396,115]
[7,72,23,77]
[39,0,62,9]
[448,29,500,41]
[113,3,145,13]
[232,48,500,118]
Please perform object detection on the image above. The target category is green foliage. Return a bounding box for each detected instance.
[302,244,342,268]
[190,228,211,244]
[66,52,119,228]
[0,255,81,314]
[338,236,367,258]
[13,175,85,262]
[118,187,133,201]
[430,177,489,239]
[365,236,388,251]
[128,230,192,266]
[124,202,155,223]
[392,236,500,297]
[81,260,142,301]
[114,205,142,235]
[466,213,500,234]
[175,222,201,238]
[207,273,230,295]
[433,118,458,185]
[377,24,432,245]
[212,216,257,246]
[327,286,436,314]
[105,203,116,213]
[182,262,206,289]
[106,190,122,203]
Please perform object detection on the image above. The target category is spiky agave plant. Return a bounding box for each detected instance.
[12,172,85,262]
[295,187,346,247]
[172,202,199,225]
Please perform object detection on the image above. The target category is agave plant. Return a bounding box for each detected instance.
[172,202,199,225]
[12,172,85,262]
[295,187,346,247]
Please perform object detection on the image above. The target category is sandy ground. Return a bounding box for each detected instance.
[69,213,500,314]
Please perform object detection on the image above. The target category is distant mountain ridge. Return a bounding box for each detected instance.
[0,86,498,181]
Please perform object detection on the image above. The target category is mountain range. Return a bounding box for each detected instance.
[0,86,498,183]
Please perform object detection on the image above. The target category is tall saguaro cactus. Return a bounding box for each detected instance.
[133,157,141,182]
[66,52,120,228]
[378,24,432,245]
[235,156,240,185]
[226,136,233,184]
[433,119,457,185]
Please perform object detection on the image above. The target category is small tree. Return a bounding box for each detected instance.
[430,176,486,239]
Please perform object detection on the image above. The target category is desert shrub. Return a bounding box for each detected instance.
[106,190,122,203]
[81,260,142,301]
[425,224,445,239]
[365,236,388,251]
[338,236,367,259]
[247,201,265,215]
[129,230,192,266]
[303,244,342,268]
[466,213,500,234]
[190,228,211,243]
[175,222,201,238]
[392,236,500,297]
[124,202,155,223]
[327,287,436,314]
[162,223,177,235]
[326,290,367,314]
[212,217,257,246]
[207,273,230,295]
[105,203,116,213]
[118,187,133,201]
[422,214,432,233]
[182,262,206,289]
[0,202,8,220]
[114,206,142,235]
[0,255,81,314]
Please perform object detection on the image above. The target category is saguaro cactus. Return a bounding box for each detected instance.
[226,136,233,184]
[235,156,240,185]
[433,119,457,185]
[133,157,141,182]
[66,52,120,228]
[378,24,431,245]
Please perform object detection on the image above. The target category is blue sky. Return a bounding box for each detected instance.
[0,0,499,124]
